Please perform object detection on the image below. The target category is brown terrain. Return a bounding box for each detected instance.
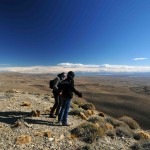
[0,72,150,150]
[75,75,150,130]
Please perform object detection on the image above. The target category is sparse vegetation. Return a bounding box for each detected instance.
[99,112,105,117]
[106,117,124,127]
[69,108,86,116]
[73,99,85,106]
[80,103,95,111]
[134,130,150,140]
[77,145,93,150]
[116,125,133,138]
[71,102,78,109]
[71,122,104,143]
[88,116,105,124]
[15,135,32,145]
[0,73,149,149]
[119,116,140,130]
[131,140,150,150]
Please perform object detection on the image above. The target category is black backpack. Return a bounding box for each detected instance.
[49,79,54,89]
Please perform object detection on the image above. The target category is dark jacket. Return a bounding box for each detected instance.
[58,76,82,99]
[52,76,61,93]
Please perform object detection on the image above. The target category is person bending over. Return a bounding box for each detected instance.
[49,72,67,118]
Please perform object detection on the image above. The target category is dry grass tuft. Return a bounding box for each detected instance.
[99,112,105,117]
[6,89,20,93]
[71,122,104,143]
[11,121,22,128]
[69,108,86,116]
[86,109,95,116]
[15,135,32,145]
[119,116,140,130]
[30,110,41,117]
[77,145,92,150]
[73,99,85,106]
[105,123,114,130]
[71,102,78,109]
[106,117,125,128]
[80,112,88,120]
[88,116,105,124]
[131,140,150,150]
[116,125,133,138]
[80,103,95,111]
[20,102,31,107]
[134,130,150,140]
[68,134,78,139]
[34,130,51,138]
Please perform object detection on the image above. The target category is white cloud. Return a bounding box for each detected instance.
[133,58,148,61]
[58,63,99,68]
[0,63,150,74]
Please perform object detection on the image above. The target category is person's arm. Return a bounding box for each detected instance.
[71,84,82,97]
[53,77,59,91]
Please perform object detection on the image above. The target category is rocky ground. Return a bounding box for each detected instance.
[0,89,149,150]
[0,73,150,150]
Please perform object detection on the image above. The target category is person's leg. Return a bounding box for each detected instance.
[58,99,65,123]
[50,92,59,117]
[62,99,71,125]
[55,95,62,115]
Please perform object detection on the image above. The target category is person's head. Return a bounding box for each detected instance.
[67,71,75,79]
[58,72,67,80]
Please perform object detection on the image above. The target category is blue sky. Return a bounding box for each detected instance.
[0,0,150,73]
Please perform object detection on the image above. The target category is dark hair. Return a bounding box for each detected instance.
[58,72,66,78]
[67,71,75,78]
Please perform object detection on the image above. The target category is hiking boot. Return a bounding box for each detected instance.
[62,123,71,126]
[49,114,57,118]
[56,121,62,126]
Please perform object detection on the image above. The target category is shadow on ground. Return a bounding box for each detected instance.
[0,111,60,126]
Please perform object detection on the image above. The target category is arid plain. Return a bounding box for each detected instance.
[0,73,150,130]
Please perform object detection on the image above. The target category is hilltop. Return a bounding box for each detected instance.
[0,73,150,150]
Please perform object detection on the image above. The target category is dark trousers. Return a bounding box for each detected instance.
[50,92,62,116]
[58,98,71,124]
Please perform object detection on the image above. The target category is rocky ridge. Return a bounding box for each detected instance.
[0,89,150,150]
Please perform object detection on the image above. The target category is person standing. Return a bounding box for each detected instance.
[57,71,82,126]
[49,72,67,118]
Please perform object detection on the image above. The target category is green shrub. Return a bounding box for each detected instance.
[71,122,104,143]
[119,116,140,130]
[77,145,92,150]
[69,108,86,116]
[106,130,116,138]
[70,102,78,109]
[80,103,95,110]
[133,130,150,140]
[116,125,133,138]
[73,99,85,106]
[131,140,150,150]
[106,117,124,127]
[88,116,105,124]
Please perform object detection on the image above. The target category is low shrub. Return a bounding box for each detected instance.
[116,125,133,138]
[99,112,105,117]
[80,103,95,111]
[88,116,105,124]
[77,145,92,150]
[71,122,104,143]
[70,102,78,109]
[73,99,85,106]
[134,130,150,140]
[106,117,124,127]
[119,116,140,130]
[131,140,150,150]
[69,108,85,116]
